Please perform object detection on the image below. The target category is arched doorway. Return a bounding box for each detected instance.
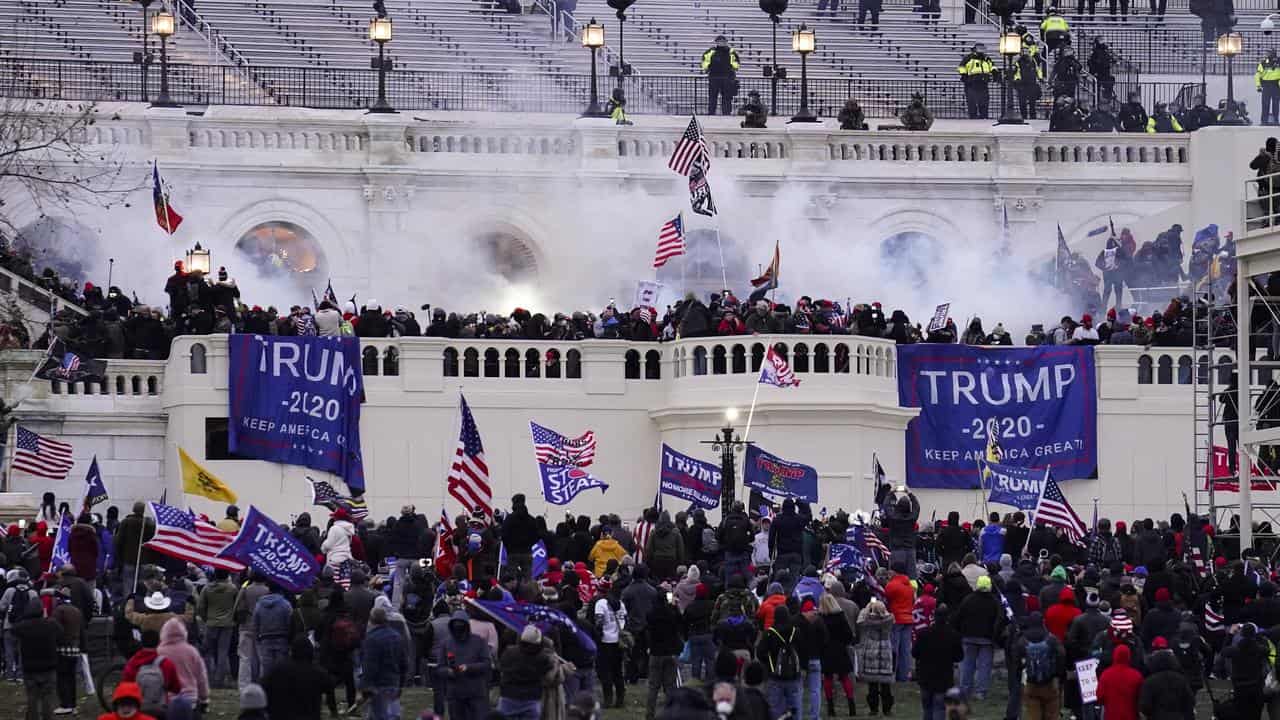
[235,221,327,288]
[474,231,538,283]
[880,231,942,289]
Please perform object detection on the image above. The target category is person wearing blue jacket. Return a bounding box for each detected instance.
[251,585,294,680]
[361,607,407,720]
[979,513,1006,564]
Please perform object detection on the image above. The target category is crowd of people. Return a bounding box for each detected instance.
[3,486,1277,720]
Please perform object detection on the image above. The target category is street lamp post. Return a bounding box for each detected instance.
[1218,32,1245,125]
[759,0,789,117]
[789,23,818,123]
[133,0,155,103]
[185,242,212,275]
[368,17,396,113]
[150,10,179,108]
[997,28,1023,124]
[702,408,752,511]
[607,0,635,90]
[581,18,609,117]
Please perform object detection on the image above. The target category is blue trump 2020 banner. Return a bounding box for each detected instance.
[744,445,819,503]
[228,335,365,492]
[218,506,320,593]
[981,459,1046,511]
[659,444,722,510]
[897,345,1097,488]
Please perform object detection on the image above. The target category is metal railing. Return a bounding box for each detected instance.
[0,56,1207,119]
[1076,26,1280,75]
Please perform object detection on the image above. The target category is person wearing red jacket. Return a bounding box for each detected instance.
[121,630,183,712]
[1096,644,1143,720]
[1044,587,1082,643]
[884,562,916,682]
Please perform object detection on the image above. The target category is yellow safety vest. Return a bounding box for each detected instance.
[1013,60,1043,82]
[1257,59,1280,88]
[957,56,994,77]
[1041,15,1069,34]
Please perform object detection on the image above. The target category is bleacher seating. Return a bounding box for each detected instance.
[0,0,1253,115]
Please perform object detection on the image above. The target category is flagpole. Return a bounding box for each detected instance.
[1024,465,1051,556]
[712,219,728,293]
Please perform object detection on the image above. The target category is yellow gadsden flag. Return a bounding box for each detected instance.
[178,447,238,504]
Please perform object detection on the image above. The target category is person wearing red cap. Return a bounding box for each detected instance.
[1071,314,1100,344]
[321,509,356,573]
[1096,645,1143,720]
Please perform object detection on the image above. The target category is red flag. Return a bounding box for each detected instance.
[153,162,183,235]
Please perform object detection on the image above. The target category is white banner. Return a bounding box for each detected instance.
[635,280,663,309]
[927,303,951,332]
[1075,658,1099,704]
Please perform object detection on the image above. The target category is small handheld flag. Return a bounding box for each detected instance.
[668,116,710,176]
[751,241,781,289]
[759,346,800,388]
[688,157,717,217]
[83,456,108,509]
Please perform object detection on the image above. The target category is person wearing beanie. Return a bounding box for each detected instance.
[684,583,716,683]
[1222,622,1271,719]
[1096,645,1143,720]
[237,683,268,720]
[361,607,406,720]
[756,582,788,631]
[913,604,963,720]
[1013,612,1065,720]
[952,575,1002,700]
[98,682,155,720]
[1065,588,1110,671]
[496,625,553,719]
[856,599,895,715]
[500,495,540,581]
[1140,586,1181,651]
[114,500,158,594]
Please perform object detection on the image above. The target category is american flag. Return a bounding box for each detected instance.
[1203,601,1225,632]
[633,487,662,563]
[145,502,244,572]
[1032,469,1087,547]
[530,421,597,467]
[334,560,352,590]
[667,115,709,176]
[653,213,687,269]
[447,395,492,519]
[1111,608,1135,635]
[848,523,889,564]
[824,543,866,575]
[12,427,74,481]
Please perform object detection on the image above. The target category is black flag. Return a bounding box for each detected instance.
[689,156,717,217]
[35,338,107,384]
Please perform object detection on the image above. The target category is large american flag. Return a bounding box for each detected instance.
[1032,469,1087,547]
[653,213,687,269]
[530,421,597,467]
[145,502,244,572]
[668,115,709,176]
[447,395,492,519]
[12,426,74,481]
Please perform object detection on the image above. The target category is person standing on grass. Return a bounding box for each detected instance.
[195,568,237,688]
[913,604,963,720]
[757,605,803,720]
[361,607,406,720]
[50,586,83,716]
[497,625,553,720]
[261,636,336,720]
[14,603,58,720]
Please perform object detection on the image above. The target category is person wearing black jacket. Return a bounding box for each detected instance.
[768,499,806,579]
[1117,92,1149,132]
[1027,520,1058,560]
[500,494,541,577]
[935,512,970,569]
[261,636,337,719]
[1221,623,1270,720]
[646,593,684,720]
[289,513,322,556]
[880,490,921,578]
[914,605,963,720]
[497,625,553,718]
[718,502,754,585]
[13,603,59,720]
[951,576,1003,700]
[684,585,716,683]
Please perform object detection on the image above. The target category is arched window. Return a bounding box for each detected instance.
[567,349,582,379]
[793,343,809,373]
[693,346,708,376]
[731,344,746,374]
[712,345,727,375]
[834,344,850,374]
[773,343,789,364]
[463,348,479,377]
[484,349,500,378]
[131,376,142,395]
[505,349,521,378]
[546,349,562,379]
[1177,355,1192,385]
[190,343,207,374]
[814,343,830,373]
[362,347,380,376]
[751,343,765,372]
[525,349,541,378]
[235,221,328,295]
[625,350,641,379]
[66,382,76,395]
[1157,355,1173,384]
[645,350,661,380]
[1137,355,1153,384]
[115,376,126,395]
[147,377,159,395]
[383,347,400,376]
[443,348,459,377]
[50,380,62,395]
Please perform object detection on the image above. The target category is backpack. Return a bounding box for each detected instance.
[701,527,719,555]
[723,516,752,553]
[136,657,168,715]
[1024,638,1057,685]
[768,627,801,681]
[6,585,30,625]
[330,617,360,652]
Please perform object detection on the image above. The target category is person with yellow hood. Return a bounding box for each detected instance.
[587,526,627,577]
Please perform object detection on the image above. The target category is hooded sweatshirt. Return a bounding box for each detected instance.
[157,617,210,703]
[674,566,700,612]
[436,610,492,699]
[588,536,626,577]
[1096,645,1143,720]
[1045,587,1082,642]
[321,519,355,567]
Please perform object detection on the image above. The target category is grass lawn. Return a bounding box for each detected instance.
[0,668,1229,719]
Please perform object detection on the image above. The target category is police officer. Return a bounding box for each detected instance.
[900,92,935,130]
[740,90,767,128]
[1083,100,1119,131]
[1051,45,1081,100]
[1049,95,1084,131]
[701,35,740,116]
[956,43,994,119]
[1039,8,1070,54]
[1013,46,1043,119]
[1087,38,1114,103]
[1257,49,1280,126]
[1147,101,1184,133]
